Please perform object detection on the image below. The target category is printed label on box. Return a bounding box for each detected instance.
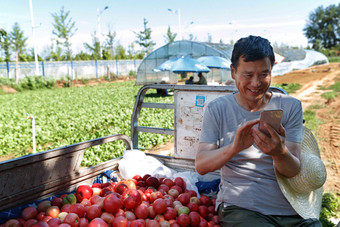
[195,95,205,107]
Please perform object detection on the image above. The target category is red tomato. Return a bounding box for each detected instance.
[189,197,200,205]
[23,219,38,227]
[63,213,80,227]
[100,212,115,225]
[170,185,183,194]
[174,177,186,192]
[167,189,179,199]
[59,224,72,227]
[149,191,163,203]
[69,203,86,217]
[211,215,219,225]
[177,214,190,227]
[208,206,216,215]
[147,206,156,219]
[152,198,167,214]
[163,179,175,189]
[124,210,136,221]
[130,219,146,227]
[189,211,200,227]
[157,184,170,193]
[133,175,142,181]
[159,220,170,227]
[187,203,199,212]
[146,177,160,189]
[37,200,51,213]
[4,219,20,227]
[198,205,209,219]
[21,206,38,220]
[47,218,61,227]
[124,180,137,189]
[142,174,151,181]
[46,206,60,218]
[51,197,63,208]
[115,183,129,195]
[111,216,128,227]
[79,217,88,227]
[135,203,149,219]
[114,209,125,217]
[76,185,93,203]
[177,193,190,206]
[88,218,108,227]
[30,221,49,227]
[164,207,177,220]
[36,212,46,221]
[103,193,122,213]
[86,205,102,220]
[154,214,165,223]
[199,196,211,206]
[122,189,142,209]
[61,204,71,213]
[146,219,160,227]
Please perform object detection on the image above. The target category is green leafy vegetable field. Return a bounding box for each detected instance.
[0,81,174,166]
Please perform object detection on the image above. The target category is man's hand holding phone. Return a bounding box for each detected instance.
[259,109,283,138]
[253,109,287,157]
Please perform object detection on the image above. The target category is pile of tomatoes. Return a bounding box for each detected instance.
[2,174,220,227]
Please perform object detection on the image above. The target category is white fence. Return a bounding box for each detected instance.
[0,60,142,80]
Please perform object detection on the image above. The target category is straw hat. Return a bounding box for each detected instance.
[274,127,327,219]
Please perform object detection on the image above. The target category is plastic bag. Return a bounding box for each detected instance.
[118,150,176,179]
[173,171,200,197]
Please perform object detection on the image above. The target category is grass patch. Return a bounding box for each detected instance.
[328,56,340,63]
[320,192,340,227]
[0,76,56,92]
[321,91,337,101]
[329,82,340,92]
[303,109,324,135]
[318,85,328,90]
[308,104,325,109]
[271,83,301,94]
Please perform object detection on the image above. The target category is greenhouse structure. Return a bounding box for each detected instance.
[135,40,233,85]
[136,40,329,85]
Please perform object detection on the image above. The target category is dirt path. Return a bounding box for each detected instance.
[272,63,340,193]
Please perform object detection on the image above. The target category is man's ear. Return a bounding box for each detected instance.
[231,64,236,80]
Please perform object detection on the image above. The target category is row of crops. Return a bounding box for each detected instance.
[0,81,174,166]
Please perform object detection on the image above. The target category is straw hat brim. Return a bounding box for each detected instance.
[275,127,326,219]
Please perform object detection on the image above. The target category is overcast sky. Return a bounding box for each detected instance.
[1,0,339,55]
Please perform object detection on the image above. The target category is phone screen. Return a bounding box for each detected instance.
[259,110,283,137]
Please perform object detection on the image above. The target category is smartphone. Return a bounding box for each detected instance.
[259,109,283,137]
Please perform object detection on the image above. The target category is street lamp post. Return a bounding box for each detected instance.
[29,0,39,75]
[168,8,182,40]
[97,6,109,41]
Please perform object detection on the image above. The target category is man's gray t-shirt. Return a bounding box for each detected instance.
[199,92,304,216]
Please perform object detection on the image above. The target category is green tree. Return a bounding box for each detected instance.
[104,27,116,60]
[44,38,65,61]
[74,51,92,60]
[115,43,127,60]
[0,33,11,62]
[303,4,340,49]
[27,48,43,61]
[84,35,102,60]
[127,42,136,59]
[0,28,6,42]
[51,6,77,60]
[164,26,177,44]
[134,18,156,57]
[9,22,28,83]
